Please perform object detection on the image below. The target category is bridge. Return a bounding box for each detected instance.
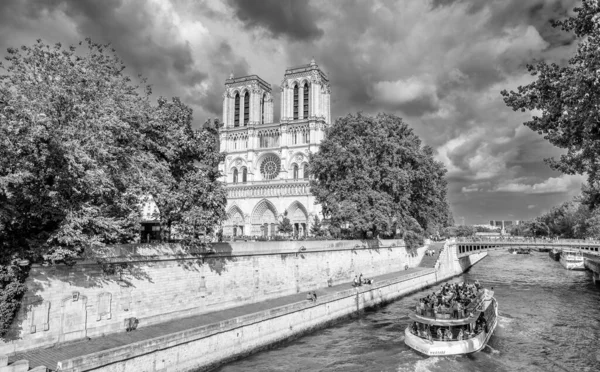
[454,238,600,258]
[452,237,600,285]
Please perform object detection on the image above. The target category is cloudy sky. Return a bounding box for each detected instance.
[0,0,587,224]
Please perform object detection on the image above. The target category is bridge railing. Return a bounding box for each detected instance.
[455,237,600,244]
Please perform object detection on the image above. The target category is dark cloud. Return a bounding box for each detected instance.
[189,41,249,120]
[0,0,587,222]
[227,0,323,41]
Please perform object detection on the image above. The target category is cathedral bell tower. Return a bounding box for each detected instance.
[280,58,331,125]
[222,74,274,128]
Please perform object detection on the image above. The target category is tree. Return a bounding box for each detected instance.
[0,39,226,337]
[525,219,550,237]
[455,225,476,237]
[309,112,452,245]
[0,39,158,266]
[278,211,294,236]
[310,215,323,237]
[501,1,600,184]
[144,100,226,245]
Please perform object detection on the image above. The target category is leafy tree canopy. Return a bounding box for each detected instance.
[501,1,600,184]
[309,112,452,243]
[0,39,226,265]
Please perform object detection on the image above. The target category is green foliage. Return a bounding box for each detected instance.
[522,185,600,239]
[310,216,323,237]
[0,263,27,339]
[0,39,226,336]
[442,225,476,237]
[403,230,424,250]
[501,1,600,184]
[309,112,452,242]
[145,101,226,246]
[278,211,294,235]
[0,39,154,265]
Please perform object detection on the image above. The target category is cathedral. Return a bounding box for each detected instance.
[219,59,331,238]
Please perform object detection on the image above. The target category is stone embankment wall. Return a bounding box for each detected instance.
[56,240,486,372]
[1,239,416,355]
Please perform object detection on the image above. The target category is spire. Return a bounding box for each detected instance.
[310,57,316,66]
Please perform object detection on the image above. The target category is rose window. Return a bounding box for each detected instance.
[260,155,281,180]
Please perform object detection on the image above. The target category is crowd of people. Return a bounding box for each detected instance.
[410,317,488,341]
[415,281,484,319]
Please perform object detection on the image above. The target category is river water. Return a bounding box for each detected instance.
[215,251,600,372]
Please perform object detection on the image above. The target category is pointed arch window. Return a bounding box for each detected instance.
[303,164,309,179]
[293,84,299,120]
[242,167,247,183]
[293,164,299,180]
[303,82,309,119]
[243,91,249,125]
[233,168,238,184]
[234,93,240,127]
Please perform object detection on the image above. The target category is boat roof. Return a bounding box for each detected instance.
[409,312,481,326]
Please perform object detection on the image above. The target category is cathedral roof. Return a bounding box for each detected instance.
[284,61,328,82]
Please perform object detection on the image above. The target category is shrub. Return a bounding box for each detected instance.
[0,263,28,338]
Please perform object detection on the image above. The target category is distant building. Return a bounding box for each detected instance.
[489,220,521,230]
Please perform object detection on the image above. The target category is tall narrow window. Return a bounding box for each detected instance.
[303,82,309,119]
[233,168,238,184]
[293,84,299,120]
[305,129,310,143]
[234,93,240,127]
[261,93,266,124]
[243,91,249,125]
[293,165,299,180]
[293,131,297,145]
[242,167,247,183]
[304,164,309,179]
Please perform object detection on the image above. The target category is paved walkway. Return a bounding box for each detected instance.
[8,267,429,371]
[418,241,445,268]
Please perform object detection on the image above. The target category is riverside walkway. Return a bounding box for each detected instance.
[8,266,432,371]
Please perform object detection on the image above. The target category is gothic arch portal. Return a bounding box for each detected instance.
[251,199,279,236]
[286,201,308,223]
[286,201,309,237]
[227,205,245,224]
[224,204,245,237]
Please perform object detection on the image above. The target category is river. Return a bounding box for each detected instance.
[214,251,600,372]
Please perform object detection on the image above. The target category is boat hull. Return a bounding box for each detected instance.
[404,299,498,356]
[559,259,585,270]
[559,252,585,270]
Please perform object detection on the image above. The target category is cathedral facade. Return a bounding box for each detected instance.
[219,60,331,238]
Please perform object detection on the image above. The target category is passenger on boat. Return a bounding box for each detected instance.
[445,328,453,341]
[437,328,443,340]
[457,328,464,341]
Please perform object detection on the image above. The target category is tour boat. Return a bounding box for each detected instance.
[559,249,585,270]
[404,285,498,356]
